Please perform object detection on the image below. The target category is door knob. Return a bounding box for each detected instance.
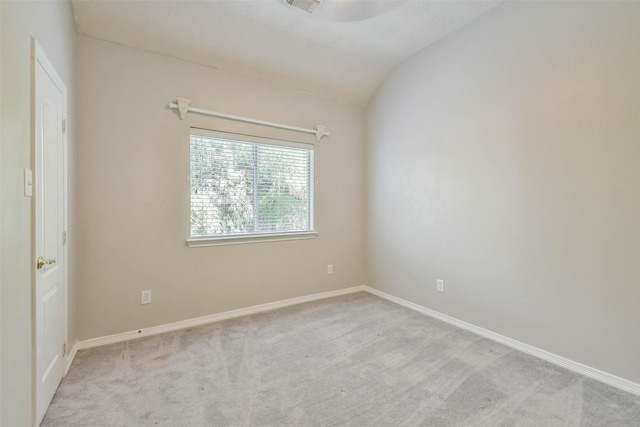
[37,256,56,270]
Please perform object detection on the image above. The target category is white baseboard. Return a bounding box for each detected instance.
[76,285,365,351]
[363,285,640,396]
[65,340,79,375]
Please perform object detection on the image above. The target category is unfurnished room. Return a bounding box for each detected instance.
[1,0,640,426]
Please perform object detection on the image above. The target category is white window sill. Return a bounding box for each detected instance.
[186,231,317,248]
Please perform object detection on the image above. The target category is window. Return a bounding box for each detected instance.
[189,128,315,245]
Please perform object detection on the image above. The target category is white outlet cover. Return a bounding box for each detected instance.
[437,279,444,292]
[141,290,152,304]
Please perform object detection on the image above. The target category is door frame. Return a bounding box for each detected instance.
[30,37,69,424]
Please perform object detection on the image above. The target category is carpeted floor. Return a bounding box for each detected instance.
[43,292,640,426]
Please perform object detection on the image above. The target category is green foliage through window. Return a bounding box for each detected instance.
[190,130,314,238]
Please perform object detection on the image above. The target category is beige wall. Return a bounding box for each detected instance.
[366,1,640,384]
[1,1,76,425]
[75,36,365,340]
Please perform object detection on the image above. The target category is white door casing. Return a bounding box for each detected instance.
[33,39,68,426]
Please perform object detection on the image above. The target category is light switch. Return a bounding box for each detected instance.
[24,169,33,197]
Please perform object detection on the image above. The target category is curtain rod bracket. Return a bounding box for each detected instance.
[175,97,191,120]
[314,125,326,142]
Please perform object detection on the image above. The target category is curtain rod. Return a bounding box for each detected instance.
[168,98,330,142]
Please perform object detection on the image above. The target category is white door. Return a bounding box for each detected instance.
[34,40,67,426]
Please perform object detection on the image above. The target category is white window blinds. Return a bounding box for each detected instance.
[190,129,314,240]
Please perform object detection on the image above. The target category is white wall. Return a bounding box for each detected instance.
[75,36,365,340]
[1,1,76,425]
[366,1,640,384]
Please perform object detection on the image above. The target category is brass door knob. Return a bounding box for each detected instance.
[37,256,56,270]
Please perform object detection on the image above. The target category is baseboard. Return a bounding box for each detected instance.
[77,285,366,351]
[363,285,640,396]
[65,340,79,375]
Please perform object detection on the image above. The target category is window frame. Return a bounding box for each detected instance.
[186,128,317,247]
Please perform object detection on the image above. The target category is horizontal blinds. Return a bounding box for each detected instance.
[190,131,314,238]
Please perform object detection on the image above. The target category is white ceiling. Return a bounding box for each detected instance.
[71,0,501,106]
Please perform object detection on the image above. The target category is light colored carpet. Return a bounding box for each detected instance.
[43,292,640,426]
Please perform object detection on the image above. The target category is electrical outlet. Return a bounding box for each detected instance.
[436,279,444,292]
[141,290,152,304]
[327,264,334,275]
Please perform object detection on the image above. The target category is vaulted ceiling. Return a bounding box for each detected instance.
[71,0,501,106]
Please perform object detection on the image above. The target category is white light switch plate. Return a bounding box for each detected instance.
[24,169,33,197]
